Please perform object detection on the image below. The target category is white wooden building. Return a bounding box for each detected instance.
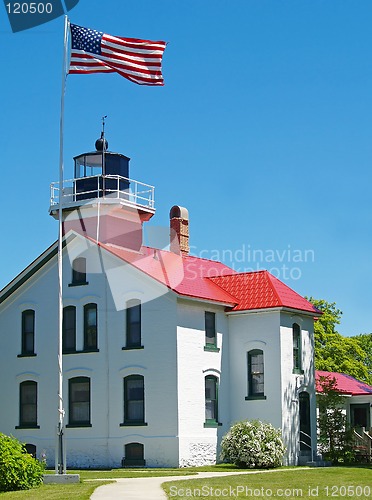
[0,139,319,468]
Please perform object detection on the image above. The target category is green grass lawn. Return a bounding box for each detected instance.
[0,481,112,500]
[45,467,197,479]
[0,468,195,499]
[163,466,372,500]
[1,465,371,500]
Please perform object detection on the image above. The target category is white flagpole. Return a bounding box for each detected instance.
[56,14,69,475]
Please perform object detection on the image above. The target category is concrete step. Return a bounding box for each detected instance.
[305,460,332,467]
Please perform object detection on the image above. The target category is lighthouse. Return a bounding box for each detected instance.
[49,132,155,251]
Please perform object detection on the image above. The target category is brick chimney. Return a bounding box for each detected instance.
[170,206,189,256]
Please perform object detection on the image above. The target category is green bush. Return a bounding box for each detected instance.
[0,433,44,492]
[220,420,286,468]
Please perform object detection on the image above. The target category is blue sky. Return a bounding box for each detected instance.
[1,0,372,336]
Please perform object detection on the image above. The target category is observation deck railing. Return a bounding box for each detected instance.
[50,174,155,211]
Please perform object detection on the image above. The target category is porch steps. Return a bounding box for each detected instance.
[298,451,331,467]
[305,460,332,467]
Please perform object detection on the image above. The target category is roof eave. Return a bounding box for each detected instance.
[0,240,59,305]
[176,293,237,308]
[0,233,81,306]
[226,306,320,316]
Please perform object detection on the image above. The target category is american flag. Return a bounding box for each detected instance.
[69,24,166,86]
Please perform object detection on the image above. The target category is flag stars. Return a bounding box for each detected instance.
[70,24,103,55]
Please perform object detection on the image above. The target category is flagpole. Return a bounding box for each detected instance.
[56,14,69,475]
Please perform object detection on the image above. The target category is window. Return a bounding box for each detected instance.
[125,299,142,349]
[204,375,221,426]
[18,381,38,428]
[123,375,145,425]
[70,257,88,286]
[205,312,218,351]
[21,310,35,356]
[293,323,303,373]
[122,442,145,467]
[63,306,76,353]
[246,349,266,399]
[25,443,37,458]
[68,377,91,426]
[84,303,98,351]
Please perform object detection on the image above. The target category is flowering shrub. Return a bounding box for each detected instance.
[0,433,44,492]
[220,420,285,468]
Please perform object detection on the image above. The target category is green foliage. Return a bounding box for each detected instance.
[307,297,371,385]
[0,433,44,492]
[317,375,355,464]
[308,298,342,339]
[220,420,285,468]
[354,333,372,384]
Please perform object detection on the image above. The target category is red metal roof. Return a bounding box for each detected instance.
[98,242,318,313]
[210,270,319,314]
[316,370,372,396]
[98,243,238,305]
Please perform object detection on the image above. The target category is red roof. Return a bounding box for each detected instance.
[98,243,238,305]
[210,270,319,314]
[316,370,372,396]
[98,242,318,314]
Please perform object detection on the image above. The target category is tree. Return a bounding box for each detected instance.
[354,333,372,384]
[307,298,371,385]
[317,375,355,463]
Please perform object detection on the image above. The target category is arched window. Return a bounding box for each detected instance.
[19,381,38,427]
[71,257,87,286]
[68,377,91,426]
[247,349,265,399]
[204,375,220,426]
[292,323,303,373]
[123,442,145,467]
[126,299,142,348]
[63,306,76,353]
[25,443,37,458]
[84,303,98,350]
[123,375,145,425]
[21,310,35,356]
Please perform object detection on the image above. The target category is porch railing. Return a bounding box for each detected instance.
[353,427,372,462]
[300,430,315,461]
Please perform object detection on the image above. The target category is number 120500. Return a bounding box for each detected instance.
[6,3,53,14]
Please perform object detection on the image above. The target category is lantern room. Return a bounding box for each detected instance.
[73,136,130,201]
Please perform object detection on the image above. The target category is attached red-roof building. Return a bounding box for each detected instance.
[316,370,372,396]
[316,370,372,431]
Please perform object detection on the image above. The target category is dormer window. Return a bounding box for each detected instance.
[70,257,88,286]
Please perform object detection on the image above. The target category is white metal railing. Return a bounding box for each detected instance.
[299,430,315,461]
[353,427,372,461]
[50,174,155,211]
